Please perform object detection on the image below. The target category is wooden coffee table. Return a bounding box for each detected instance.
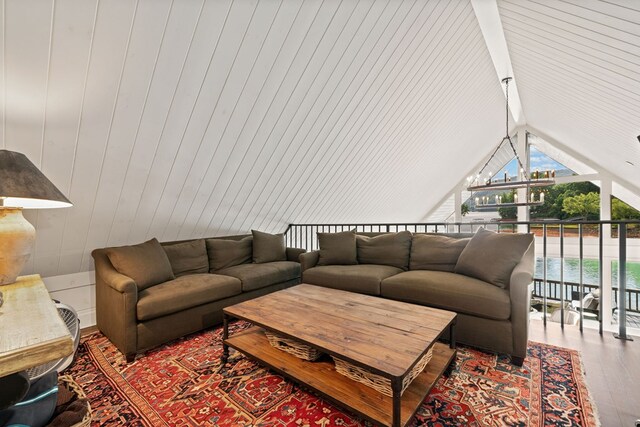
[222,284,457,427]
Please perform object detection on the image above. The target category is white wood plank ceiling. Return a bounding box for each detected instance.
[2,0,506,276]
[3,0,638,278]
[499,0,640,192]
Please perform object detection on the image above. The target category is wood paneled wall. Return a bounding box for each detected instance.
[2,0,506,278]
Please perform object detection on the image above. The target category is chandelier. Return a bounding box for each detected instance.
[466,77,555,208]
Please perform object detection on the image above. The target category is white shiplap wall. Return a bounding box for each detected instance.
[2,0,506,282]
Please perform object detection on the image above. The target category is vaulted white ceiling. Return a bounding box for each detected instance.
[1,0,638,277]
[499,0,640,192]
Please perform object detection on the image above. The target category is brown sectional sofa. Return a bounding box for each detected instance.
[300,229,535,365]
[93,233,304,361]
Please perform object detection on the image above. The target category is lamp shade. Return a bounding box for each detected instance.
[0,150,72,208]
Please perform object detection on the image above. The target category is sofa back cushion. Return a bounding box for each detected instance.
[206,237,253,271]
[317,230,357,265]
[105,238,175,290]
[162,239,209,277]
[356,231,412,270]
[454,228,534,288]
[251,230,286,263]
[410,234,470,271]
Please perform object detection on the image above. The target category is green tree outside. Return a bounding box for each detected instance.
[498,191,517,219]
[529,182,600,220]
[562,192,600,219]
[494,181,640,222]
[461,203,470,217]
[611,198,640,220]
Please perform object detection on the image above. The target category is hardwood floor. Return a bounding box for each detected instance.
[529,319,640,427]
[80,325,98,337]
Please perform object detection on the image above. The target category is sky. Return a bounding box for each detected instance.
[501,146,569,178]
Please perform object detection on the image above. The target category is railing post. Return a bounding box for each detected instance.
[579,224,584,332]
[543,223,548,327]
[599,223,604,335]
[614,222,633,341]
[560,223,565,330]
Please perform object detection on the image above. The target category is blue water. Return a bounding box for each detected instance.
[535,258,640,290]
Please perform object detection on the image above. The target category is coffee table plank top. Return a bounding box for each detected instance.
[225,326,456,427]
[284,285,455,331]
[224,284,456,378]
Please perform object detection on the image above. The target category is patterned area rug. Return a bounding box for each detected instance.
[66,322,599,426]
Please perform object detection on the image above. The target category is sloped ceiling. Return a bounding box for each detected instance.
[499,0,640,192]
[10,0,639,278]
[2,0,506,276]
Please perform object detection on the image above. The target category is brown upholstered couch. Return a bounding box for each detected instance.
[300,230,535,365]
[92,233,304,361]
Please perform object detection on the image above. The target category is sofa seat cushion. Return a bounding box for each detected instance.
[217,261,301,292]
[381,270,511,320]
[137,274,241,321]
[303,265,403,296]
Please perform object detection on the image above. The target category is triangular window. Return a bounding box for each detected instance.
[529,145,576,177]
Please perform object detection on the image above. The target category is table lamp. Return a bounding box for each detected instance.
[0,149,72,285]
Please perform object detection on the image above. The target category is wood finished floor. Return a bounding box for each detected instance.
[80,322,639,426]
[529,319,640,427]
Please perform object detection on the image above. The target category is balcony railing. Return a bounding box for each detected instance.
[532,279,640,313]
[285,220,640,340]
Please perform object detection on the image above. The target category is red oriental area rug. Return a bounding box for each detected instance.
[66,322,599,426]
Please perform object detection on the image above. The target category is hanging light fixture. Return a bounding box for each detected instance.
[466,77,555,208]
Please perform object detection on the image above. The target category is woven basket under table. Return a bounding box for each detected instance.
[333,347,433,397]
[264,330,323,361]
[58,375,92,427]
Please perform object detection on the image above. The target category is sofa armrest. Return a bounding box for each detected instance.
[300,250,320,272]
[509,242,535,360]
[96,266,137,294]
[286,247,306,263]
[92,248,139,359]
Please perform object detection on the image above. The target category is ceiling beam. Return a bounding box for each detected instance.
[554,173,600,184]
[471,0,526,126]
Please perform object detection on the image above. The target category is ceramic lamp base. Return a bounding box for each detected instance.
[0,208,35,285]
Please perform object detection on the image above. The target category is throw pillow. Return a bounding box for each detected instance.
[356,231,412,270]
[105,238,175,290]
[410,234,470,271]
[454,228,533,288]
[206,237,253,271]
[317,230,357,265]
[251,230,286,263]
[162,239,209,277]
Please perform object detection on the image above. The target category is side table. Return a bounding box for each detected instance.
[0,275,74,377]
